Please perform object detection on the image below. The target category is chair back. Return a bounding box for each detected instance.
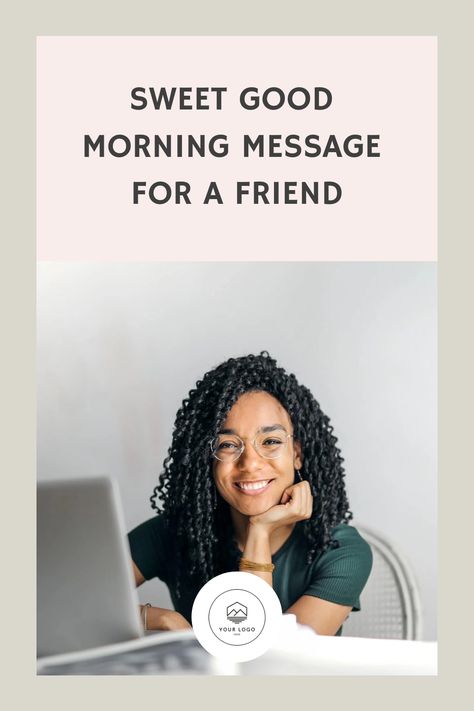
[342,524,422,640]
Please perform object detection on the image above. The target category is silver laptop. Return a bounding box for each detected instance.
[37,477,145,657]
[37,476,230,675]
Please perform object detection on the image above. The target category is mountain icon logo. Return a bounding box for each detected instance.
[226,602,248,624]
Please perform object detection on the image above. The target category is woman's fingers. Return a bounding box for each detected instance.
[250,481,314,533]
[282,481,313,520]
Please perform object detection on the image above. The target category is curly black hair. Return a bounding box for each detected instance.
[150,351,352,598]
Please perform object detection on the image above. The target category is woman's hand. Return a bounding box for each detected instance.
[249,480,313,535]
[141,605,192,631]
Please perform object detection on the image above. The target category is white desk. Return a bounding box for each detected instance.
[37,617,437,676]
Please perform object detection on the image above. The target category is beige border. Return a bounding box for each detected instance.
[3,0,471,707]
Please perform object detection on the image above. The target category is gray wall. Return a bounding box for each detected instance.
[37,262,437,640]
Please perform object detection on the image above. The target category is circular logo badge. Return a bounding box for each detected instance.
[192,572,282,662]
[208,588,265,646]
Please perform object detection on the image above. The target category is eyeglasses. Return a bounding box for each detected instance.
[210,428,294,463]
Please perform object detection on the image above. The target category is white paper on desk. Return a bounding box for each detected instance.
[242,614,437,675]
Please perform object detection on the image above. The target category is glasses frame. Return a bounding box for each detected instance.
[209,430,294,463]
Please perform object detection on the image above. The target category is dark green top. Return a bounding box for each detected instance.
[128,517,373,636]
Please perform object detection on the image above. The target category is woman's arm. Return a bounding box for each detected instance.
[242,481,313,585]
[242,482,352,635]
[286,595,352,636]
[133,560,146,586]
[238,535,352,635]
[132,560,191,631]
[139,605,192,631]
[241,523,273,585]
[242,480,313,586]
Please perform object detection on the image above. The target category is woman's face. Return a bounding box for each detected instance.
[213,391,302,517]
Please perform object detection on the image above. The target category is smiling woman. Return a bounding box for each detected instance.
[128,352,373,636]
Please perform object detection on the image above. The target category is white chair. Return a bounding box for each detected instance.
[342,524,422,640]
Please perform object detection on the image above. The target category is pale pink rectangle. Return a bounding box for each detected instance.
[37,36,437,261]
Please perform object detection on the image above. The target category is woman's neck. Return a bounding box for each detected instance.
[230,507,295,556]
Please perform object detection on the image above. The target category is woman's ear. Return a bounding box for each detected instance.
[293,440,303,471]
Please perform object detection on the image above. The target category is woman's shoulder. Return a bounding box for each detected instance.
[331,522,371,547]
[128,513,176,559]
[316,522,373,570]
[128,513,174,582]
[304,523,373,611]
[128,512,173,541]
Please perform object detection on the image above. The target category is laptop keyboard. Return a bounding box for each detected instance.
[38,638,221,675]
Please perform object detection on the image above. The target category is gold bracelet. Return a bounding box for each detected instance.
[141,602,152,631]
[239,557,275,573]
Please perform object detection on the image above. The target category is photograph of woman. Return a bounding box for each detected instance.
[128,351,373,636]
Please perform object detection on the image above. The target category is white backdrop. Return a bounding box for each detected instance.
[37,262,437,640]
